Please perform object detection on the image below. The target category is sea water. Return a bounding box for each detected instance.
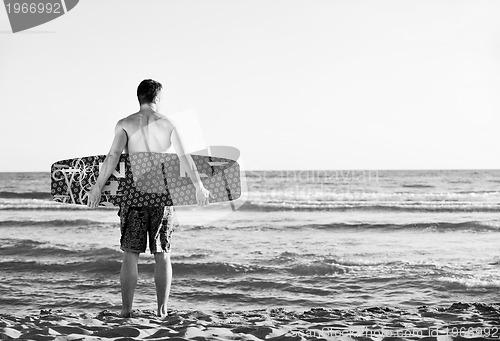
[0,170,499,315]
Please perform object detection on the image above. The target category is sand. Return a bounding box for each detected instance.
[1,302,499,340]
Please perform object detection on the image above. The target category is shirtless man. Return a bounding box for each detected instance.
[86,79,210,317]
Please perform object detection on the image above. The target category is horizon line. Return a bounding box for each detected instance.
[1,168,499,173]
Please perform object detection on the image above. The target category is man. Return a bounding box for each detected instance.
[86,79,210,317]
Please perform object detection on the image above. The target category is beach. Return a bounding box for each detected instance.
[1,303,499,340]
[0,170,499,340]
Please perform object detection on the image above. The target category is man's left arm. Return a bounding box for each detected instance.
[86,121,128,208]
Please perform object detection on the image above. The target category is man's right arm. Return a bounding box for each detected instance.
[86,120,128,208]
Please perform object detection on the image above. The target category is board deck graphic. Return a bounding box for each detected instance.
[51,152,241,207]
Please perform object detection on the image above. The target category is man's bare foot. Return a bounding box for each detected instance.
[157,307,168,318]
[120,310,133,318]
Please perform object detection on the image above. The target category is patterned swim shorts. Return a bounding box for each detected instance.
[118,206,175,254]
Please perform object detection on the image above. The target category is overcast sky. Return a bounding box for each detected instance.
[1,0,499,171]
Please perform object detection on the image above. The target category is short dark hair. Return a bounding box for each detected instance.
[137,79,163,104]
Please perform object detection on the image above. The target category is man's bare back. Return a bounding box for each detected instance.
[120,112,174,154]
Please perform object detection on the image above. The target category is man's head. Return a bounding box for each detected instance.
[137,79,163,106]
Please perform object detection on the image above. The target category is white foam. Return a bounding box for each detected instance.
[438,275,500,288]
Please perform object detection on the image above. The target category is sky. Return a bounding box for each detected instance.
[1,0,499,171]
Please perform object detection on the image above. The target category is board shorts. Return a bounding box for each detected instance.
[118,206,175,254]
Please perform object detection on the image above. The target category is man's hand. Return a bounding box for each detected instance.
[196,186,211,206]
[85,185,102,208]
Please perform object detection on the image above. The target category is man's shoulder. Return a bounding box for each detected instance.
[121,113,140,124]
[116,113,139,129]
[116,112,174,130]
[156,115,175,127]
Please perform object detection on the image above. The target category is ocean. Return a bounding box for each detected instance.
[0,170,499,316]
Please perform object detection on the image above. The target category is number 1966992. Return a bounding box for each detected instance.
[6,2,62,14]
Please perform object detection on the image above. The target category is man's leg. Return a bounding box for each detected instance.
[154,252,172,317]
[120,251,139,317]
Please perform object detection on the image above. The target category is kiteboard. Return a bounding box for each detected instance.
[51,147,241,207]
